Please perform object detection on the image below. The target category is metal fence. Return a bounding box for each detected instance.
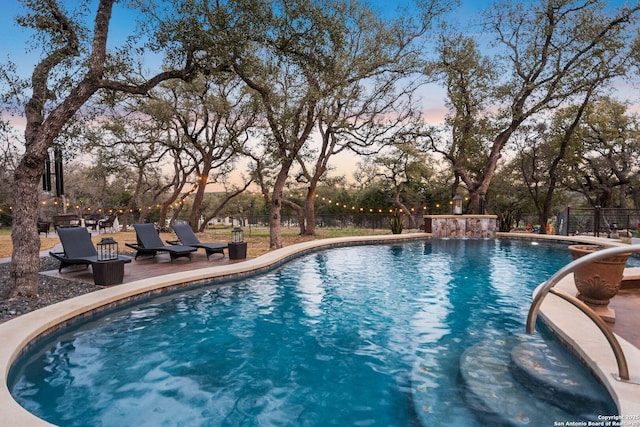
[556,207,640,237]
[233,208,640,237]
[234,213,426,232]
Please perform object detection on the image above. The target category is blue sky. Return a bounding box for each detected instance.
[1,0,634,73]
[0,0,637,121]
[1,0,637,185]
[0,1,142,78]
[0,0,487,78]
[0,0,485,130]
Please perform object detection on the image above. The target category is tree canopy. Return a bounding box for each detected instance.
[1,0,640,299]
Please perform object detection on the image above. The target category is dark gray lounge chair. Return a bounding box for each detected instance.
[50,227,131,272]
[170,223,228,260]
[126,223,197,261]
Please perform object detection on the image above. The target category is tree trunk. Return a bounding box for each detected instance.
[283,199,306,235]
[158,192,181,230]
[394,200,415,229]
[138,210,148,224]
[120,211,130,231]
[11,83,98,298]
[158,201,170,230]
[303,186,317,236]
[10,159,43,297]
[467,191,481,215]
[269,199,283,249]
[9,0,196,298]
[619,184,628,209]
[391,188,415,229]
[269,170,290,249]
[537,206,551,235]
[189,179,207,230]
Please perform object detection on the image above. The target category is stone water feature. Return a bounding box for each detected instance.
[424,214,498,238]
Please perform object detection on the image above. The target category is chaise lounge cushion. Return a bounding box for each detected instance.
[50,227,131,272]
[170,223,228,260]
[125,223,197,261]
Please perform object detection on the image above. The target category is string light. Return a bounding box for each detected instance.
[309,192,431,216]
[33,185,440,222]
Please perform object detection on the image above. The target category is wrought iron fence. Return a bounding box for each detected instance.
[232,213,427,232]
[556,207,640,237]
[223,208,640,237]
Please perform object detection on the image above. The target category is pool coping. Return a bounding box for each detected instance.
[1,232,639,425]
[503,233,640,419]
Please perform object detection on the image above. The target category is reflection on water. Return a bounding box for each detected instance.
[10,239,610,426]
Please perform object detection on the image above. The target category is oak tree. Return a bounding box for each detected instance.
[431,0,640,213]
[5,0,198,296]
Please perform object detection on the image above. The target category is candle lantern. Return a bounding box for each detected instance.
[229,227,247,260]
[232,227,244,243]
[452,194,463,215]
[97,237,118,261]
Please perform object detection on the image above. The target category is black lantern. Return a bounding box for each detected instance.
[97,237,118,261]
[232,227,244,243]
[452,194,463,215]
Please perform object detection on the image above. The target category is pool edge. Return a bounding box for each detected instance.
[535,272,640,418]
[2,232,638,425]
[0,234,426,426]
[508,232,640,417]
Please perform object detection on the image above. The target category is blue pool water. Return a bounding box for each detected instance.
[10,239,626,426]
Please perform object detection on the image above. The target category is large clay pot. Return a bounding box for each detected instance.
[568,244,631,323]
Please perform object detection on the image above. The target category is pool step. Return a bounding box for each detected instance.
[509,339,614,417]
[459,340,580,426]
[411,337,616,427]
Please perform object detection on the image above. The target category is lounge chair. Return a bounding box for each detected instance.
[170,223,228,260]
[37,219,50,236]
[50,227,131,272]
[126,223,197,261]
[98,214,117,233]
[53,213,81,229]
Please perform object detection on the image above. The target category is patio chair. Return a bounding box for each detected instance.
[49,226,132,272]
[37,219,50,237]
[83,213,102,231]
[98,214,117,233]
[169,223,228,260]
[53,214,81,229]
[126,223,197,261]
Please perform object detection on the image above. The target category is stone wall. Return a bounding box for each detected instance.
[424,215,498,238]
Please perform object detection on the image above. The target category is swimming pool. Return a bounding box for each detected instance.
[9,239,622,426]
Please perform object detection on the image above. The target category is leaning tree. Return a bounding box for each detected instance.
[197,0,451,248]
[4,0,203,297]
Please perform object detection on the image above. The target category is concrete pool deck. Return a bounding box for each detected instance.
[1,233,639,425]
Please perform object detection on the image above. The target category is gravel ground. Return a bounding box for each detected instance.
[0,258,101,322]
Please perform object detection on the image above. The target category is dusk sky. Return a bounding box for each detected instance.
[1,0,638,182]
[0,0,485,126]
[2,0,636,120]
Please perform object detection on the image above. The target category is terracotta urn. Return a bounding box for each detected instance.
[568,244,631,323]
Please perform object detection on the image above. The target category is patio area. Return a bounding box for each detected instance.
[610,283,640,349]
[41,249,245,284]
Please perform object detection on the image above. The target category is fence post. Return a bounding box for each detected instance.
[594,206,601,237]
[626,213,630,235]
